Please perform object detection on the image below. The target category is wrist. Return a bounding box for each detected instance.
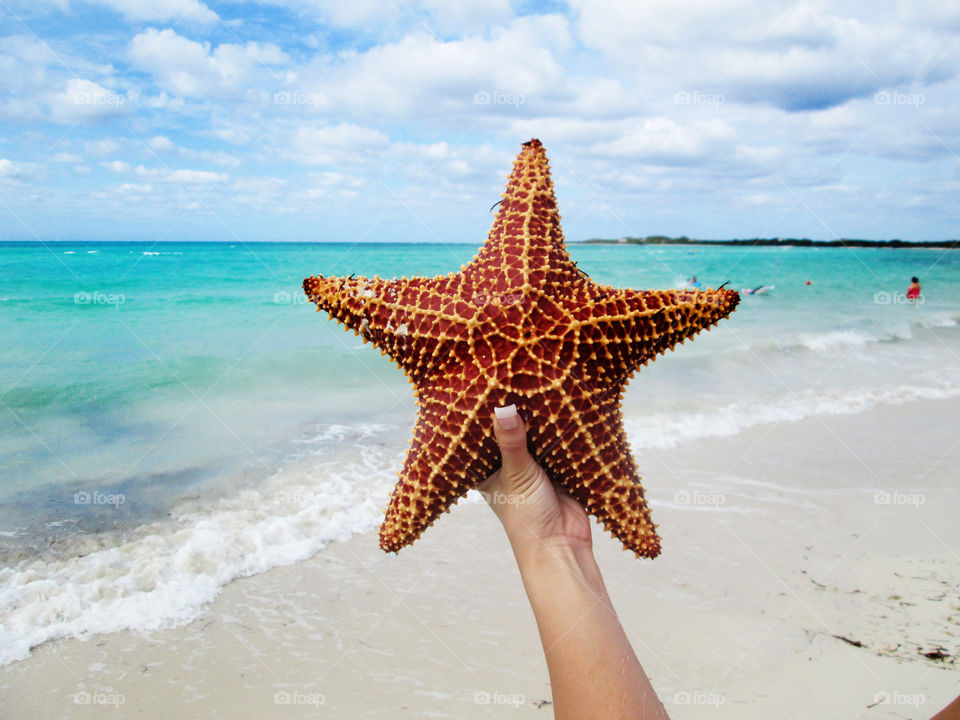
[511,537,604,593]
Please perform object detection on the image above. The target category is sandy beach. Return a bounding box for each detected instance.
[2,396,958,719]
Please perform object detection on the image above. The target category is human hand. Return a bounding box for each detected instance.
[477,405,593,559]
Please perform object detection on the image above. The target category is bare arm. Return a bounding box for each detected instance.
[478,405,670,720]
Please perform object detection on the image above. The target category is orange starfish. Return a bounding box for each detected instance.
[303,139,739,557]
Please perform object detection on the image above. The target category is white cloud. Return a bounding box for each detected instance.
[149,135,175,152]
[283,124,390,166]
[130,28,289,99]
[421,0,513,35]
[42,78,129,124]
[96,0,217,23]
[0,158,22,177]
[51,152,83,163]
[569,0,959,111]
[102,160,131,172]
[180,147,241,167]
[166,169,227,183]
[135,165,229,183]
[269,0,398,28]
[593,118,736,164]
[294,15,570,118]
[0,38,131,124]
[85,139,123,156]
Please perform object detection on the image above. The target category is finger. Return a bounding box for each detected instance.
[493,405,538,479]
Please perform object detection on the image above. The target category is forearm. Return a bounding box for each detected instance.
[513,543,670,720]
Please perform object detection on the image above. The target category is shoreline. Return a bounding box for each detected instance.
[2,395,958,718]
[2,238,959,248]
[578,237,960,248]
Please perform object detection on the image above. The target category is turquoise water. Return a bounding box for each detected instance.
[2,241,959,507]
[1,240,959,664]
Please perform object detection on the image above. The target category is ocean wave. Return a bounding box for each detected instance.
[0,434,400,666]
[743,322,936,356]
[4,377,959,666]
[921,312,960,329]
[799,329,875,353]
[626,382,960,452]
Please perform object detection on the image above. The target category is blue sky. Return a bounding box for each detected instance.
[1,0,958,242]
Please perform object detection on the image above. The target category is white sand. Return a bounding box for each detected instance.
[2,397,958,719]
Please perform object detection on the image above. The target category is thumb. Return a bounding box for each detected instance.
[493,405,539,480]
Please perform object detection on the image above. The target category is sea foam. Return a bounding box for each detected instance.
[626,381,960,452]
[0,429,399,666]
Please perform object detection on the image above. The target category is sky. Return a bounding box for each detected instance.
[1,0,958,243]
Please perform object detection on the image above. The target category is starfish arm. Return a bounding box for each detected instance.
[534,392,660,557]
[573,286,740,384]
[378,385,501,552]
[303,274,476,382]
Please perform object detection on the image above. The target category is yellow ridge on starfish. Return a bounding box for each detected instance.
[304,139,739,558]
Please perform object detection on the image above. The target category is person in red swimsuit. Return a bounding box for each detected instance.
[906,276,922,302]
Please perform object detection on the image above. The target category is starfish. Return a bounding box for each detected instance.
[303,139,739,558]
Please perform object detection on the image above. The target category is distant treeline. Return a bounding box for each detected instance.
[579,236,960,249]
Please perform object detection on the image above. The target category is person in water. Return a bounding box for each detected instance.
[906,276,922,302]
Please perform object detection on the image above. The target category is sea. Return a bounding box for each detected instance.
[1,240,958,665]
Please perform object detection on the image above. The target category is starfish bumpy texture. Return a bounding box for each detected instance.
[303,139,739,558]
